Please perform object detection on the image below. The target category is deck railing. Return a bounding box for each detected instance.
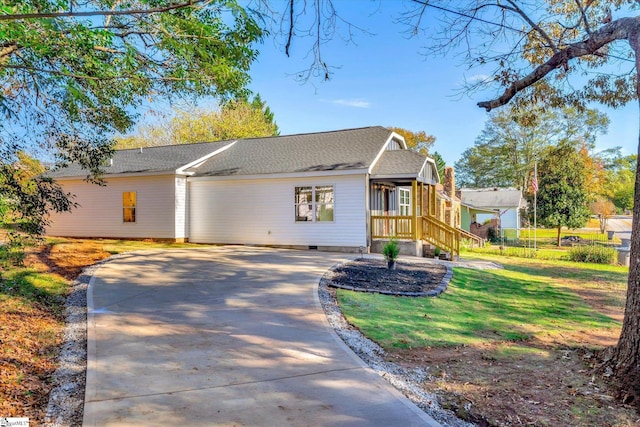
[458,228,485,248]
[371,215,414,240]
[371,214,461,258]
[422,215,460,257]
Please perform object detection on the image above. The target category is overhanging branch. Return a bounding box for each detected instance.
[0,1,207,21]
[478,16,639,111]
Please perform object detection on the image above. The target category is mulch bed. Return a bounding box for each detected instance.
[325,258,449,296]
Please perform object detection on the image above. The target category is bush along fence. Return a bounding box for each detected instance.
[467,228,621,265]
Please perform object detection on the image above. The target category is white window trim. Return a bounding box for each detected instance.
[399,187,411,216]
[294,185,335,223]
[123,191,137,223]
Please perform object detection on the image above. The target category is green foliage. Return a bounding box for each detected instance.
[0,235,28,268]
[602,154,638,212]
[115,96,279,148]
[455,105,608,190]
[0,0,263,256]
[486,227,498,243]
[569,246,617,265]
[387,127,436,156]
[382,239,400,262]
[0,154,75,261]
[531,144,592,243]
[430,151,447,181]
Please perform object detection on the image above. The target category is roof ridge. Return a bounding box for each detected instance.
[116,126,390,151]
[115,139,230,153]
[232,126,389,142]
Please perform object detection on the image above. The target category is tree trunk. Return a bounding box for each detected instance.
[556,226,562,247]
[609,139,640,403]
[608,32,640,405]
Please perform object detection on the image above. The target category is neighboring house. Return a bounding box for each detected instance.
[46,126,461,256]
[458,187,526,237]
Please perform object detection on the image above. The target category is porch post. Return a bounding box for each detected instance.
[412,180,420,240]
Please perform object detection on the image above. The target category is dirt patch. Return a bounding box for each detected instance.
[387,342,640,427]
[326,258,447,295]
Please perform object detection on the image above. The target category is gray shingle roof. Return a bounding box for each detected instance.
[48,126,407,178]
[190,126,393,176]
[370,150,427,176]
[48,140,234,178]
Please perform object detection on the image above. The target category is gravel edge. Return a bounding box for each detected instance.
[318,260,474,427]
[43,256,123,427]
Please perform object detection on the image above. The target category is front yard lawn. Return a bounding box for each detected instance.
[336,254,636,426]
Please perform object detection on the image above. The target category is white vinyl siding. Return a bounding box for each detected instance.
[189,175,366,247]
[46,175,179,239]
[175,176,188,239]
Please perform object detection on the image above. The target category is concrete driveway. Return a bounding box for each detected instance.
[84,246,439,426]
[608,215,633,239]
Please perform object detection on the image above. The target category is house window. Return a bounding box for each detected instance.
[399,188,411,216]
[123,191,136,223]
[295,185,334,222]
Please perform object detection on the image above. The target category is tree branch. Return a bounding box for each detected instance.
[505,0,558,53]
[574,0,592,36]
[285,0,294,57]
[0,43,19,61]
[478,16,638,111]
[0,1,206,21]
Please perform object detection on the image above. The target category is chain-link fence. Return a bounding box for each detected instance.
[483,228,615,260]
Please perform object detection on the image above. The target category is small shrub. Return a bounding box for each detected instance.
[382,239,400,262]
[569,245,616,264]
[434,247,441,257]
[486,227,498,243]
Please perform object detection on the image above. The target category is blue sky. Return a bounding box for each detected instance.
[245,1,638,166]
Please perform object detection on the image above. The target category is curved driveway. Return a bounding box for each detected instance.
[83,247,439,426]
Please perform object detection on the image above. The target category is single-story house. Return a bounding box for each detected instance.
[458,187,526,237]
[47,126,461,256]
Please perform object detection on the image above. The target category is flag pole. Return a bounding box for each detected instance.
[534,161,537,251]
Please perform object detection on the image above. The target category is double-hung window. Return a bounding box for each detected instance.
[123,192,136,223]
[399,188,411,216]
[295,185,334,222]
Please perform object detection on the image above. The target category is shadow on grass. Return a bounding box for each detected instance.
[0,269,67,313]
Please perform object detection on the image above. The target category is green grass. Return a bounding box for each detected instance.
[337,256,625,349]
[0,268,68,310]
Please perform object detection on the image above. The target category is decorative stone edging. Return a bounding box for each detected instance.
[325,259,454,297]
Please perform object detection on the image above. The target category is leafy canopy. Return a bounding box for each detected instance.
[455,104,608,190]
[532,144,592,246]
[0,0,263,248]
[115,96,280,148]
[388,127,436,156]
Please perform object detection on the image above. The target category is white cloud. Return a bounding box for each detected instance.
[467,74,492,84]
[327,99,372,108]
